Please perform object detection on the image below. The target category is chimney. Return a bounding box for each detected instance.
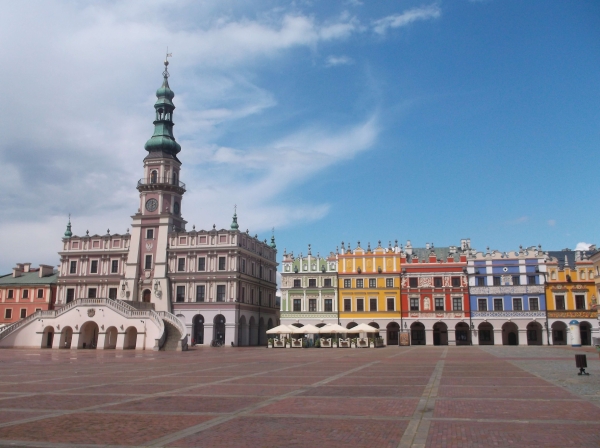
[23,263,32,273]
[38,265,54,278]
[12,264,24,278]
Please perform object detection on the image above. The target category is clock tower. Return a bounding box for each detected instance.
[123,56,186,312]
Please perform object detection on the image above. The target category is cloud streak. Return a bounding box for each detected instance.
[372,4,441,35]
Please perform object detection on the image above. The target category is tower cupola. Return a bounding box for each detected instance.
[144,55,181,159]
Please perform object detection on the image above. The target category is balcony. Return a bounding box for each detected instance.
[137,177,186,194]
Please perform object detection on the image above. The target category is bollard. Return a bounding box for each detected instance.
[575,354,589,376]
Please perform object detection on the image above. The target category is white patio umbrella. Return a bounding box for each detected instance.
[290,324,320,334]
[348,323,380,333]
[266,324,293,335]
[317,324,347,334]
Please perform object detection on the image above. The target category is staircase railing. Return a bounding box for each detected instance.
[157,311,188,350]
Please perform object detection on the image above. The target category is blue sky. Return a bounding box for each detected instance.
[0,1,598,272]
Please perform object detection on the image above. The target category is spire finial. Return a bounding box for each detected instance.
[64,215,73,238]
[163,49,172,78]
[231,205,239,230]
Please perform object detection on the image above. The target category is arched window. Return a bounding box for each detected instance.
[150,170,158,184]
[173,171,178,186]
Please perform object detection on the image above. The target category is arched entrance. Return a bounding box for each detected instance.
[258,317,266,346]
[104,326,117,349]
[552,321,567,345]
[386,322,400,346]
[238,316,248,346]
[249,317,257,345]
[433,322,448,346]
[213,314,226,345]
[580,321,592,346]
[410,322,426,345]
[42,326,54,348]
[526,322,543,345]
[143,289,151,303]
[455,322,470,345]
[502,322,519,345]
[192,314,205,345]
[78,322,99,349]
[123,327,137,349]
[478,322,494,345]
[59,326,73,349]
[267,318,274,332]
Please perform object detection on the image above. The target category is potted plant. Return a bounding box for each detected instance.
[268,338,274,348]
[315,338,321,348]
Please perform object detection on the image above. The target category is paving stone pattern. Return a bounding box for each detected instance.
[0,346,596,447]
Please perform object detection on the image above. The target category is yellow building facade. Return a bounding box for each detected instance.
[338,241,402,345]
[546,250,597,345]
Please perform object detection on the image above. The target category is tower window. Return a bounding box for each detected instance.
[178,258,185,272]
[146,229,154,239]
[70,261,77,274]
[174,202,180,215]
[150,170,157,184]
[145,255,152,270]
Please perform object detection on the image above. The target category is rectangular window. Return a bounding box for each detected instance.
[369,279,376,288]
[88,288,97,299]
[528,275,537,285]
[196,285,205,302]
[259,266,263,279]
[409,278,418,288]
[386,278,394,288]
[293,299,301,312]
[37,289,43,298]
[555,295,565,310]
[435,298,444,311]
[66,289,74,303]
[387,298,395,311]
[197,257,206,271]
[453,298,462,311]
[410,298,419,311]
[451,277,461,287]
[477,277,485,286]
[218,257,226,271]
[356,279,364,288]
[494,298,503,311]
[478,298,487,311]
[7,290,13,299]
[90,260,98,274]
[176,286,185,302]
[20,309,26,319]
[575,295,586,310]
[370,298,378,311]
[512,276,520,286]
[324,299,333,312]
[344,298,351,311]
[344,279,351,288]
[529,297,539,311]
[309,299,317,312]
[293,279,301,288]
[4,309,11,319]
[251,290,254,304]
[241,287,245,302]
[22,290,29,299]
[513,298,522,311]
[241,259,246,273]
[434,277,443,287]
[146,229,154,239]
[308,279,317,287]
[145,255,152,270]
[108,288,117,300]
[493,276,501,286]
[357,299,364,312]
[70,261,77,274]
[177,258,185,272]
[324,278,332,287]
[111,260,119,273]
[216,285,226,302]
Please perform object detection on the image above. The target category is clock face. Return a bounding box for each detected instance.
[145,198,158,212]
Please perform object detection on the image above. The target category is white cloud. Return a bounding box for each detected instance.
[325,55,355,67]
[373,4,441,35]
[575,242,592,251]
[506,216,529,225]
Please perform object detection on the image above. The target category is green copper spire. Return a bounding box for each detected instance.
[144,54,181,158]
[231,206,239,230]
[64,215,72,238]
[270,235,276,249]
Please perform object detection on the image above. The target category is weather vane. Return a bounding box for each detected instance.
[163,48,172,78]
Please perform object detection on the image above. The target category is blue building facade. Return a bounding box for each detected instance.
[467,246,549,345]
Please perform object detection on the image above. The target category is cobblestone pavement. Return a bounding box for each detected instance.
[0,345,596,447]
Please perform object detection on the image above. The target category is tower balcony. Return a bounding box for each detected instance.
[137,177,186,194]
